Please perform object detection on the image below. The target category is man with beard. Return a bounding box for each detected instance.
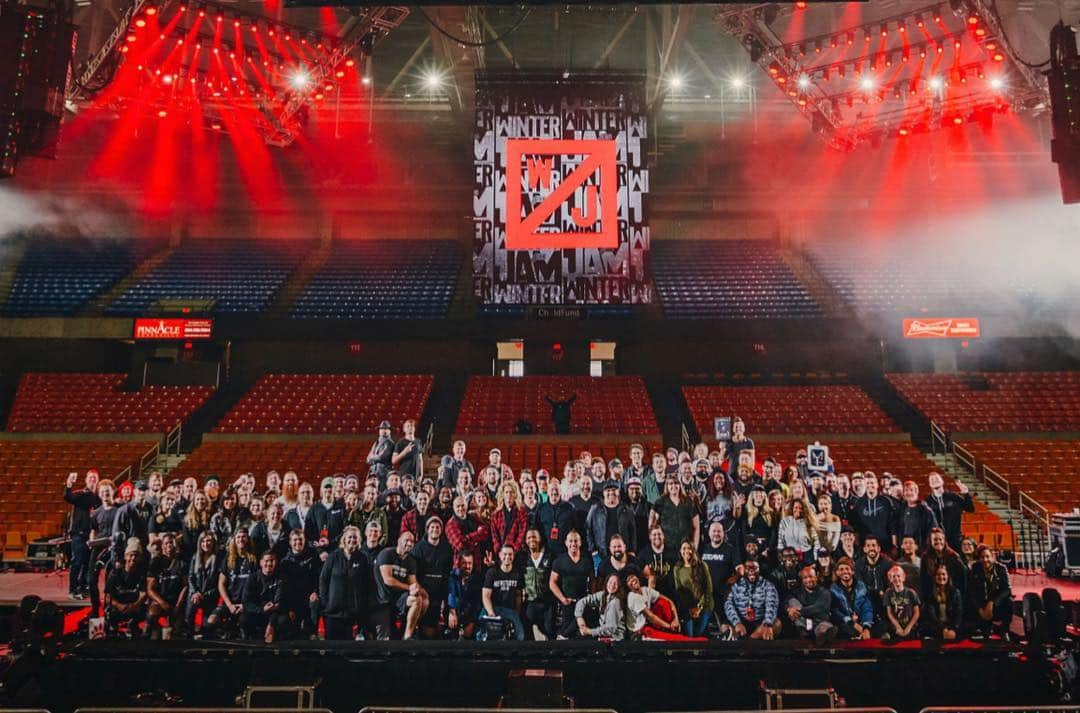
[534,479,575,557]
[145,533,186,638]
[640,526,675,599]
[482,544,527,640]
[586,481,637,571]
[968,546,1013,639]
[829,556,879,639]
[401,490,436,540]
[596,533,637,583]
[731,464,761,501]
[312,477,346,559]
[105,540,148,637]
[88,479,119,616]
[722,559,780,640]
[894,481,937,553]
[699,520,738,623]
[279,530,322,638]
[367,421,395,485]
[771,547,804,601]
[392,419,424,481]
[852,473,894,551]
[850,472,866,499]
[785,566,836,644]
[924,472,974,552]
[113,479,154,555]
[855,534,895,619]
[374,531,428,640]
[382,488,407,544]
[348,484,388,547]
[831,475,858,525]
[624,476,651,552]
[441,441,475,489]
[445,495,489,566]
[411,516,453,638]
[568,477,598,535]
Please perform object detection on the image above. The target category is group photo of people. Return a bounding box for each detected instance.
[61,417,1014,644]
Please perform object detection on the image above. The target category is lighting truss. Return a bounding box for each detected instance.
[69,0,408,147]
[716,1,1049,149]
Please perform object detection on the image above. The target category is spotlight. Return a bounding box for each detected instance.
[992,51,1005,62]
[335,70,344,78]
[915,14,924,27]
[989,76,1005,90]
[289,70,311,90]
[145,5,157,14]
[846,31,854,45]
[667,73,684,89]
[423,70,445,90]
[345,58,355,67]
[157,109,168,118]
[797,74,811,90]
[953,115,964,125]
[898,126,910,136]
[967,14,979,25]
[361,76,372,86]
[135,17,146,27]
[162,74,173,84]
[880,23,888,37]
[860,76,875,91]
[729,76,746,89]
[928,75,944,90]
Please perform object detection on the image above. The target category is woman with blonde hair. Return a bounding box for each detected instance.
[319,525,365,640]
[491,479,528,553]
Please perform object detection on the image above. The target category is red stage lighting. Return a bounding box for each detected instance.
[157,109,168,118]
[126,33,137,43]
[898,126,910,136]
[953,115,964,125]
[967,15,979,25]
[795,1,807,8]
[197,8,205,17]
[992,52,1005,62]
[335,70,344,78]
[135,17,146,27]
[975,27,986,37]
[345,58,355,67]
[145,5,157,14]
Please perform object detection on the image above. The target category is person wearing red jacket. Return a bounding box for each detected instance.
[445,496,492,567]
[491,480,529,554]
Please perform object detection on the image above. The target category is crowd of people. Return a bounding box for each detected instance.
[60,417,1015,644]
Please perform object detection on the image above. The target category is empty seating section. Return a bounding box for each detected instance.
[465,440,664,476]
[806,240,1036,313]
[959,440,1079,514]
[6,373,212,433]
[653,241,821,319]
[3,238,138,316]
[169,440,375,483]
[292,241,461,319]
[456,376,659,435]
[756,439,1012,547]
[888,372,1080,432]
[106,240,310,315]
[683,385,898,435]
[0,439,156,545]
[214,374,433,434]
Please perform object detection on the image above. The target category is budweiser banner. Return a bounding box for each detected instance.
[902,317,981,339]
[133,318,213,340]
[473,71,651,305]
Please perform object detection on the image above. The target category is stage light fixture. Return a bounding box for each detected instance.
[135,17,147,27]
[989,76,1005,90]
[361,76,372,86]
[289,70,311,90]
[898,126,910,136]
[860,76,875,91]
[797,74,811,89]
[915,14,924,27]
[157,109,168,118]
[345,58,355,67]
[992,51,1005,62]
[729,76,746,89]
[928,75,944,90]
[424,70,446,90]
[666,73,684,89]
[846,32,854,45]
[145,5,157,14]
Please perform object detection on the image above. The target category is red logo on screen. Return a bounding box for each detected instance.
[134,318,213,340]
[505,138,619,251]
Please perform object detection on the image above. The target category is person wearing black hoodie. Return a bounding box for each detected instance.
[851,475,894,551]
[784,566,836,644]
[411,515,454,638]
[279,530,322,637]
[241,551,287,642]
[63,470,101,599]
[320,526,367,640]
[312,477,346,558]
[924,473,975,552]
[967,545,1012,639]
[893,481,938,554]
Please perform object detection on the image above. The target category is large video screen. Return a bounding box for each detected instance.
[473,72,651,306]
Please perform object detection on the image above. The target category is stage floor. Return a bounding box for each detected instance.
[1,568,1078,608]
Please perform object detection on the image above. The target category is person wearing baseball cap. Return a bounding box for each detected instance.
[312,476,345,558]
[585,480,638,572]
[105,537,148,636]
[112,479,153,553]
[624,475,650,549]
[366,421,395,485]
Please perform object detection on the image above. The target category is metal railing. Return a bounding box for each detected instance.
[78,708,330,713]
[929,420,948,455]
[658,709,895,713]
[680,422,691,454]
[362,709,615,713]
[139,441,162,474]
[1010,508,1050,572]
[920,706,1080,713]
[115,464,132,485]
[981,463,1012,504]
[165,423,183,458]
[241,687,316,710]
[424,422,435,456]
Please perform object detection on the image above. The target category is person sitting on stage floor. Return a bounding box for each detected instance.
[922,563,963,641]
[241,551,287,643]
[373,530,428,640]
[448,549,484,639]
[482,544,527,640]
[967,545,1012,640]
[722,559,781,640]
[625,569,685,640]
[882,564,921,643]
[186,531,219,638]
[921,528,966,601]
[573,573,627,641]
[785,565,836,645]
[105,538,148,637]
[206,528,256,639]
[830,556,879,640]
[146,532,186,638]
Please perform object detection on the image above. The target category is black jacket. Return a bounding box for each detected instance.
[585,502,638,556]
[924,492,975,549]
[250,522,290,560]
[312,500,346,552]
[283,506,320,545]
[242,569,284,613]
[319,548,367,618]
[968,562,1011,610]
[855,553,895,614]
[188,553,221,599]
[892,502,938,549]
[64,487,101,537]
[112,500,152,547]
[851,496,894,545]
[923,584,963,632]
[534,501,576,556]
[279,546,322,608]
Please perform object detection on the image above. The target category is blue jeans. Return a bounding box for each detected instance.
[592,552,603,575]
[684,609,712,638]
[493,606,527,641]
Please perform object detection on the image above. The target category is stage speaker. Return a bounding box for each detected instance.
[1041,588,1067,640]
[1049,22,1080,203]
[1022,592,1047,646]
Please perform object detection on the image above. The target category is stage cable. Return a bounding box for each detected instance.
[414,5,532,48]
